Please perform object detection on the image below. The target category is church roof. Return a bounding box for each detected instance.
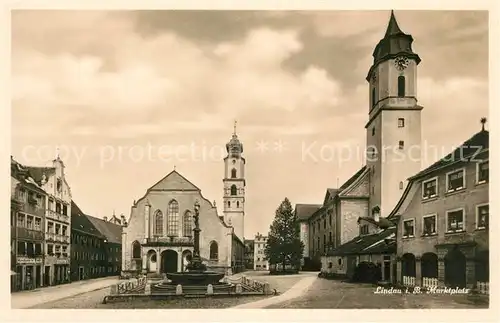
[149,170,200,192]
[367,10,421,81]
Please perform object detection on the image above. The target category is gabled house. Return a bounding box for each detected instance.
[389,124,489,289]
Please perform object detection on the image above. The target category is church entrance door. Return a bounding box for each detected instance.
[160,250,178,274]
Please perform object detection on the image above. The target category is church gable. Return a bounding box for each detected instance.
[338,168,370,198]
[149,170,200,192]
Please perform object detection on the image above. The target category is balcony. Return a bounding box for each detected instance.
[16,227,44,241]
[46,209,70,223]
[145,236,194,247]
[45,233,70,244]
[17,202,45,218]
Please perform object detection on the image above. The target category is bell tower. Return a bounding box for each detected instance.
[223,121,245,241]
[365,11,423,218]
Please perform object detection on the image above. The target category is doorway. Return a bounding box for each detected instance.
[78,267,84,280]
[383,261,391,281]
[160,250,178,274]
[44,266,51,286]
[445,248,467,288]
[35,265,41,288]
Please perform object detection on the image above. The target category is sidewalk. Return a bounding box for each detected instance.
[11,276,119,309]
[230,274,317,309]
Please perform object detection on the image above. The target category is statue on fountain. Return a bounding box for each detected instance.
[185,200,207,272]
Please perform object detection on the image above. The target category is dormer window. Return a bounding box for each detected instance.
[359,225,369,235]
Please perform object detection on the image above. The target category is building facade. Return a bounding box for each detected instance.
[11,158,47,291]
[253,233,268,270]
[28,156,72,285]
[121,129,246,276]
[391,127,489,289]
[88,214,123,277]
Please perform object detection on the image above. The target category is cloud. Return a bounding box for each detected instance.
[12,14,345,139]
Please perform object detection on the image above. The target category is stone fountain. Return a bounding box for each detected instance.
[151,200,230,295]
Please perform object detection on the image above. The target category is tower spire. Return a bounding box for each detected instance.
[233,120,237,136]
[385,10,403,37]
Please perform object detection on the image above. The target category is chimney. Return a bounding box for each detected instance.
[103,216,108,222]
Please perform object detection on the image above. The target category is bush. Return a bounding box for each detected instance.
[301,258,322,271]
[351,261,381,283]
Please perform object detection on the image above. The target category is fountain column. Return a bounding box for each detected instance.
[143,200,150,243]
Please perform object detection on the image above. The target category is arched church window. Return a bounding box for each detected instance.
[132,241,141,259]
[183,211,192,237]
[167,200,179,236]
[398,76,405,97]
[154,210,163,236]
[209,241,219,260]
[237,201,240,208]
[227,201,231,208]
[231,185,237,196]
[231,168,237,178]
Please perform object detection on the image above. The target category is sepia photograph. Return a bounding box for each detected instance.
[9,6,492,315]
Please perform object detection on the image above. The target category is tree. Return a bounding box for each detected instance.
[265,197,304,272]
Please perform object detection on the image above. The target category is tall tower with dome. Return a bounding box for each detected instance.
[222,121,246,242]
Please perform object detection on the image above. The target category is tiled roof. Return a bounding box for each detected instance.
[409,130,488,180]
[86,215,122,244]
[327,227,396,256]
[71,201,103,238]
[339,166,367,192]
[294,203,322,221]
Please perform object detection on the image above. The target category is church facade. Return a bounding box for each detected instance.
[121,129,246,276]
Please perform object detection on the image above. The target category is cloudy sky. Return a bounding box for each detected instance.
[11,10,488,238]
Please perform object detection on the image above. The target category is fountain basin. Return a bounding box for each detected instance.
[166,271,225,286]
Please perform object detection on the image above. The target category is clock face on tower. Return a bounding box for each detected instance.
[394,56,409,71]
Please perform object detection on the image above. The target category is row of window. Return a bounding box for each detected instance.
[153,201,190,236]
[16,213,42,231]
[311,210,333,234]
[16,241,43,256]
[46,244,68,256]
[422,160,489,200]
[72,234,103,248]
[73,251,119,261]
[402,203,489,238]
[312,231,333,254]
[47,220,68,236]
